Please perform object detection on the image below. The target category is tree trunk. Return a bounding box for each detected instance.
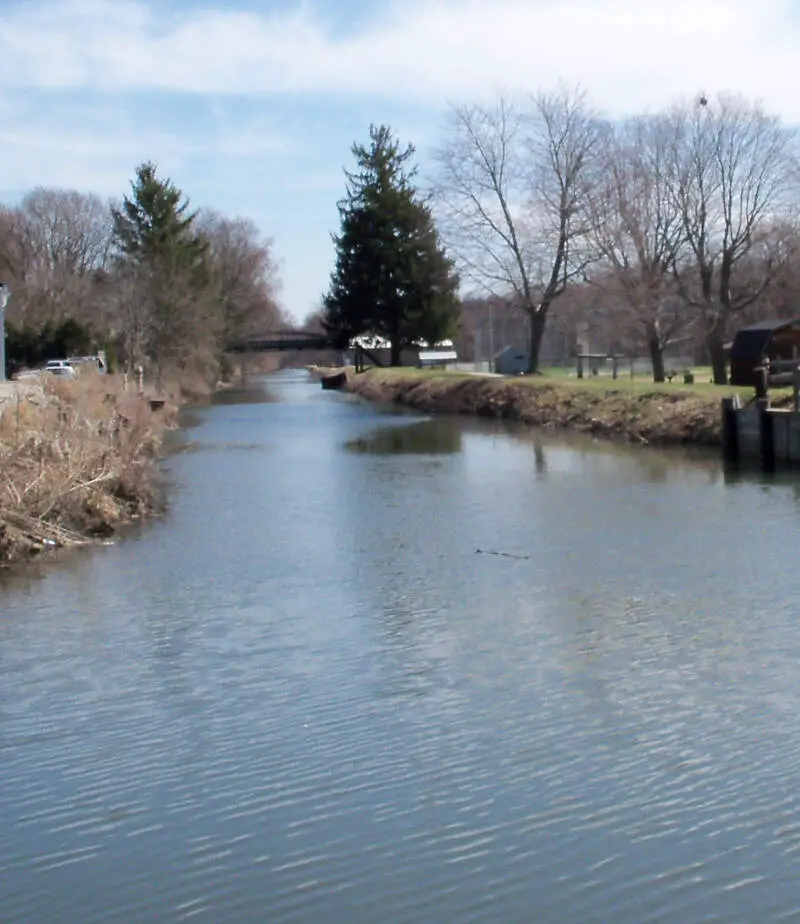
[706,317,728,385]
[647,324,665,383]
[708,332,727,385]
[527,313,546,374]
[698,261,728,384]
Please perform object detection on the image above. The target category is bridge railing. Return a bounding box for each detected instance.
[225,330,335,353]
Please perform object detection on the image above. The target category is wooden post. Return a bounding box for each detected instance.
[721,396,740,461]
[754,366,769,404]
[759,403,775,471]
[611,355,618,380]
[792,364,800,413]
[576,355,584,379]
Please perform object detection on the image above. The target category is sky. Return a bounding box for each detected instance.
[0,0,798,322]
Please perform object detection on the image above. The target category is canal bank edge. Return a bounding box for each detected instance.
[339,367,758,448]
[2,361,293,567]
[0,373,196,567]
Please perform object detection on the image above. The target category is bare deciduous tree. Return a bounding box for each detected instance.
[199,212,284,342]
[585,115,689,381]
[13,188,112,328]
[434,88,602,372]
[669,94,797,383]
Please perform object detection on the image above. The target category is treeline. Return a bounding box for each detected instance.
[434,89,800,383]
[318,91,800,383]
[0,164,285,382]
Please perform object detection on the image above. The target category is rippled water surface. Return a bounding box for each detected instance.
[4,370,800,922]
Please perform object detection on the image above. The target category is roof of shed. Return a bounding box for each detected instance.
[729,319,800,361]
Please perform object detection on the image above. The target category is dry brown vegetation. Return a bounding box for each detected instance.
[345,368,760,447]
[0,375,172,564]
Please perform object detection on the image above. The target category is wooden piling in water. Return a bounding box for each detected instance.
[759,401,776,471]
[721,396,740,461]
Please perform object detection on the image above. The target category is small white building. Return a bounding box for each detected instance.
[494,346,529,375]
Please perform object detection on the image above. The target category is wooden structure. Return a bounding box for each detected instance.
[723,364,800,468]
[729,319,800,387]
[353,344,386,373]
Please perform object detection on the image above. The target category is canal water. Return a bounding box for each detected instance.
[3,369,800,922]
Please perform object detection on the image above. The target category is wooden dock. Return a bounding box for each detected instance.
[723,398,800,468]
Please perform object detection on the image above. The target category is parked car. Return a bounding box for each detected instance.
[44,359,76,378]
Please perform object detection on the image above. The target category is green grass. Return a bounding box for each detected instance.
[363,365,755,400]
[535,366,750,398]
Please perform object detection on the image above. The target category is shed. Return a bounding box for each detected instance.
[494,346,529,376]
[729,319,800,386]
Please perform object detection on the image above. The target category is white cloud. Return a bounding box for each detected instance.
[0,94,288,196]
[0,0,798,118]
[0,0,797,322]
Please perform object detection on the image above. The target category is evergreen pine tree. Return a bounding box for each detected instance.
[112,162,205,272]
[323,125,459,365]
[112,163,212,373]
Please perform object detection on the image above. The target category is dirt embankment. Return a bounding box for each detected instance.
[0,375,178,566]
[343,368,747,447]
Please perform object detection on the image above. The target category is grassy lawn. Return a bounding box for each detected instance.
[363,365,756,400]
[535,366,751,398]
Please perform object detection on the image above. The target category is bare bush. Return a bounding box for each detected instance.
[0,375,167,562]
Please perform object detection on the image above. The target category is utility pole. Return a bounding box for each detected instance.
[0,283,9,381]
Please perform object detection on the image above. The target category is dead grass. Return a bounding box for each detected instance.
[346,368,759,447]
[0,374,173,564]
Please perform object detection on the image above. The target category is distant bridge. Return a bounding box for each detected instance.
[225,330,336,353]
[225,329,387,369]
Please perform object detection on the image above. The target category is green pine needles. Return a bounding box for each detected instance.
[323,125,460,365]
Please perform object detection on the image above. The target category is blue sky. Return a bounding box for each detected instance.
[0,0,797,322]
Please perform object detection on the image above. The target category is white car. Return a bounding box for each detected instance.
[44,360,76,378]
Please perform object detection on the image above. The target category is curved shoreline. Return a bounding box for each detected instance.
[341,368,754,448]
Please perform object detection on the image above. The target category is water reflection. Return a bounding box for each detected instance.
[500,424,725,486]
[346,419,463,455]
[211,382,278,405]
